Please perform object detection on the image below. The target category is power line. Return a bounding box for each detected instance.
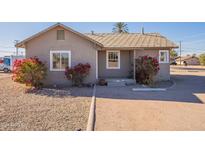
[182,39,205,44]
[0,45,15,48]
[179,41,182,65]
[176,32,205,40]
[0,50,15,52]
[173,33,205,41]
[182,47,205,51]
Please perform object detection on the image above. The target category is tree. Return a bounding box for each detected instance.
[170,50,178,59]
[192,53,196,57]
[199,54,205,66]
[112,22,128,33]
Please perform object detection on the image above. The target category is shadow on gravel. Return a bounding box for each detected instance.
[26,87,93,98]
[172,67,205,71]
[95,74,205,104]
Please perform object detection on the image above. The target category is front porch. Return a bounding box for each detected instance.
[97,49,148,82]
[97,50,135,79]
[96,48,169,84]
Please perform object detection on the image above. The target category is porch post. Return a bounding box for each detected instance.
[133,50,136,80]
[96,50,98,80]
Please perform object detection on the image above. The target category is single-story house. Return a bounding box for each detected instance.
[16,23,178,86]
[175,56,200,65]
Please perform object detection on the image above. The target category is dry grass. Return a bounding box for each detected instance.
[0,77,92,131]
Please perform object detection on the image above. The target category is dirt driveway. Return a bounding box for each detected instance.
[95,65,205,130]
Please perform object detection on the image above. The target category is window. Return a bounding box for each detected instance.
[159,50,169,63]
[57,30,65,40]
[50,51,71,71]
[106,50,120,69]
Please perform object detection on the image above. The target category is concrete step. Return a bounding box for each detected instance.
[125,79,136,86]
[106,78,136,87]
[107,81,126,87]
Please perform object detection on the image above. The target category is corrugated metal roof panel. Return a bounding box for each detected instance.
[85,33,178,49]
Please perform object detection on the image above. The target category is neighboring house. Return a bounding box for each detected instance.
[16,23,178,86]
[176,56,200,65]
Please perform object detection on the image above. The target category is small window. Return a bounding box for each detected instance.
[50,51,71,71]
[159,50,169,63]
[57,30,65,40]
[106,50,120,69]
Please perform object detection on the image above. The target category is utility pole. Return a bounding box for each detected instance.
[14,40,19,56]
[179,41,182,65]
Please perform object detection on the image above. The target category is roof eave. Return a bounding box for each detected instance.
[16,23,103,48]
[102,46,179,50]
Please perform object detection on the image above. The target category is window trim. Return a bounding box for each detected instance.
[159,50,169,63]
[50,50,71,71]
[106,50,120,69]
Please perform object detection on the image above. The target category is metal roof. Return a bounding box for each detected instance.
[16,23,178,49]
[85,33,178,49]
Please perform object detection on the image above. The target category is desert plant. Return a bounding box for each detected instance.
[12,57,47,88]
[112,22,129,33]
[199,54,205,66]
[98,79,107,86]
[65,63,91,86]
[135,56,159,85]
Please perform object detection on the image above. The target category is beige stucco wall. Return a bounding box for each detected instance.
[25,26,98,86]
[98,50,132,78]
[135,50,170,81]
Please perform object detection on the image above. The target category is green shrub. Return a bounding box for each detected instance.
[199,54,205,66]
[135,56,159,85]
[12,57,47,88]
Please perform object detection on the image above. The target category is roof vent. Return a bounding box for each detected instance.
[91,30,94,35]
[141,27,144,34]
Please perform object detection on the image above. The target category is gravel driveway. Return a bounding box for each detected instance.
[95,66,205,130]
[0,76,92,131]
[0,71,11,79]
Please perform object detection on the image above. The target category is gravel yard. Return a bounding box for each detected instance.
[0,71,11,79]
[0,76,92,131]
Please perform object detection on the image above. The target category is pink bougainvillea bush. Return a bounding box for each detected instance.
[65,63,91,86]
[12,57,47,88]
[135,56,159,85]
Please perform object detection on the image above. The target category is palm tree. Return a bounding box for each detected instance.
[112,22,129,33]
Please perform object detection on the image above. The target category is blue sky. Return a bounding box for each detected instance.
[1,22,205,57]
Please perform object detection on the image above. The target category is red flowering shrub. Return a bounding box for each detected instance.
[12,57,47,88]
[65,63,91,86]
[135,56,159,85]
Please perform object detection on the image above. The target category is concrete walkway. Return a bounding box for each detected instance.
[94,66,205,130]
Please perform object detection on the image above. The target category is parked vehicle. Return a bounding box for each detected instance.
[0,55,25,73]
[0,58,3,64]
